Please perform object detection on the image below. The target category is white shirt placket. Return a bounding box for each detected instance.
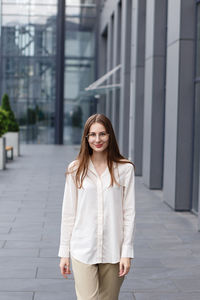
[97,176,104,262]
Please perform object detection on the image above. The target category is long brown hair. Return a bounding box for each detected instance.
[66,113,136,188]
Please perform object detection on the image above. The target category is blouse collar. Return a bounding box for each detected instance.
[88,157,117,178]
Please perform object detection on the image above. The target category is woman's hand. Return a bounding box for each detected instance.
[118,257,131,277]
[59,257,71,279]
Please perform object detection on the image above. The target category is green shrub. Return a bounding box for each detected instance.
[0,108,8,137]
[1,94,19,132]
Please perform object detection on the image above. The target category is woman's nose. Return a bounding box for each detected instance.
[95,134,100,141]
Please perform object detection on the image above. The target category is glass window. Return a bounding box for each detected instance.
[0,0,57,144]
[63,2,97,144]
[0,0,97,145]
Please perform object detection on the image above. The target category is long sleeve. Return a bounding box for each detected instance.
[58,163,77,258]
[121,164,136,258]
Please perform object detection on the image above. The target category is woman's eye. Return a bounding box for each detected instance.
[100,133,106,136]
[90,133,96,137]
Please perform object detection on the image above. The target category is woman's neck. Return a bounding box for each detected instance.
[91,151,108,164]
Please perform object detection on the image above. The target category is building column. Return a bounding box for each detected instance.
[163,0,195,210]
[105,21,113,118]
[97,28,107,114]
[112,2,121,140]
[143,0,167,187]
[119,0,132,157]
[55,0,65,144]
[129,0,146,171]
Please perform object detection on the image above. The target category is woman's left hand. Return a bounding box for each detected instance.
[118,257,131,277]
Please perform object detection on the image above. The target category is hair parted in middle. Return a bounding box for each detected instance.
[65,113,135,188]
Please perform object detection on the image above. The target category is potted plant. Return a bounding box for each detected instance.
[0,108,8,170]
[1,93,20,157]
[71,105,83,144]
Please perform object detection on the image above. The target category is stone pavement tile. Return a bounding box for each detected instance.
[133,257,165,268]
[37,266,66,279]
[135,247,191,258]
[119,292,135,300]
[34,291,134,300]
[135,216,162,224]
[159,256,200,268]
[0,266,36,278]
[12,220,44,226]
[0,292,33,300]
[133,265,200,280]
[121,277,179,293]
[10,223,44,230]
[20,201,46,208]
[0,257,59,269]
[164,222,197,231]
[172,278,200,291]
[175,231,200,243]
[21,196,48,202]
[4,240,57,249]
[0,200,22,208]
[134,292,200,300]
[14,216,45,221]
[41,232,60,241]
[0,207,19,213]
[146,240,184,249]
[0,248,39,257]
[135,223,166,230]
[0,241,5,247]
[0,232,42,241]
[34,291,76,300]
[1,191,28,196]
[39,248,59,258]
[0,226,11,234]
[0,278,75,292]
[4,241,41,249]
[16,209,45,216]
[10,228,43,234]
[44,206,61,212]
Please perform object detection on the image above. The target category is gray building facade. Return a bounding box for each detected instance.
[96,0,200,225]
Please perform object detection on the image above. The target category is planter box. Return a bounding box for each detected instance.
[0,137,6,170]
[3,132,20,156]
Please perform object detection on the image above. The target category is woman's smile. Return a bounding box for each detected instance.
[95,144,103,148]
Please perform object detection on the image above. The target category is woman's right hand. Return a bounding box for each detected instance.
[59,257,71,279]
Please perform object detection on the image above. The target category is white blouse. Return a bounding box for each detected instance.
[58,157,136,264]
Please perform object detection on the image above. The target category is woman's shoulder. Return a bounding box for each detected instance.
[117,159,135,170]
[67,159,79,172]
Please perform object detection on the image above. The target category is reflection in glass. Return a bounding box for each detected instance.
[0,0,57,143]
[0,0,97,144]
[64,2,97,145]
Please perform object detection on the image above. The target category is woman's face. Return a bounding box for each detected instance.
[87,122,109,153]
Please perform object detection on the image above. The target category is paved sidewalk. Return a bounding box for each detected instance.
[0,145,200,300]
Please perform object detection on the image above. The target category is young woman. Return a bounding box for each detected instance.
[58,113,136,300]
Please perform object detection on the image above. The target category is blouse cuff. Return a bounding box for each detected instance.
[121,245,134,258]
[58,246,70,258]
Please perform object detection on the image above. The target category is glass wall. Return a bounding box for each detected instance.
[0,0,57,143]
[0,0,97,144]
[64,0,97,144]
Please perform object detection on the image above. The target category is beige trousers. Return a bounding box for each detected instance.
[71,256,125,300]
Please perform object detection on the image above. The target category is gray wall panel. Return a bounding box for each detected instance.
[143,0,167,188]
[163,0,195,210]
